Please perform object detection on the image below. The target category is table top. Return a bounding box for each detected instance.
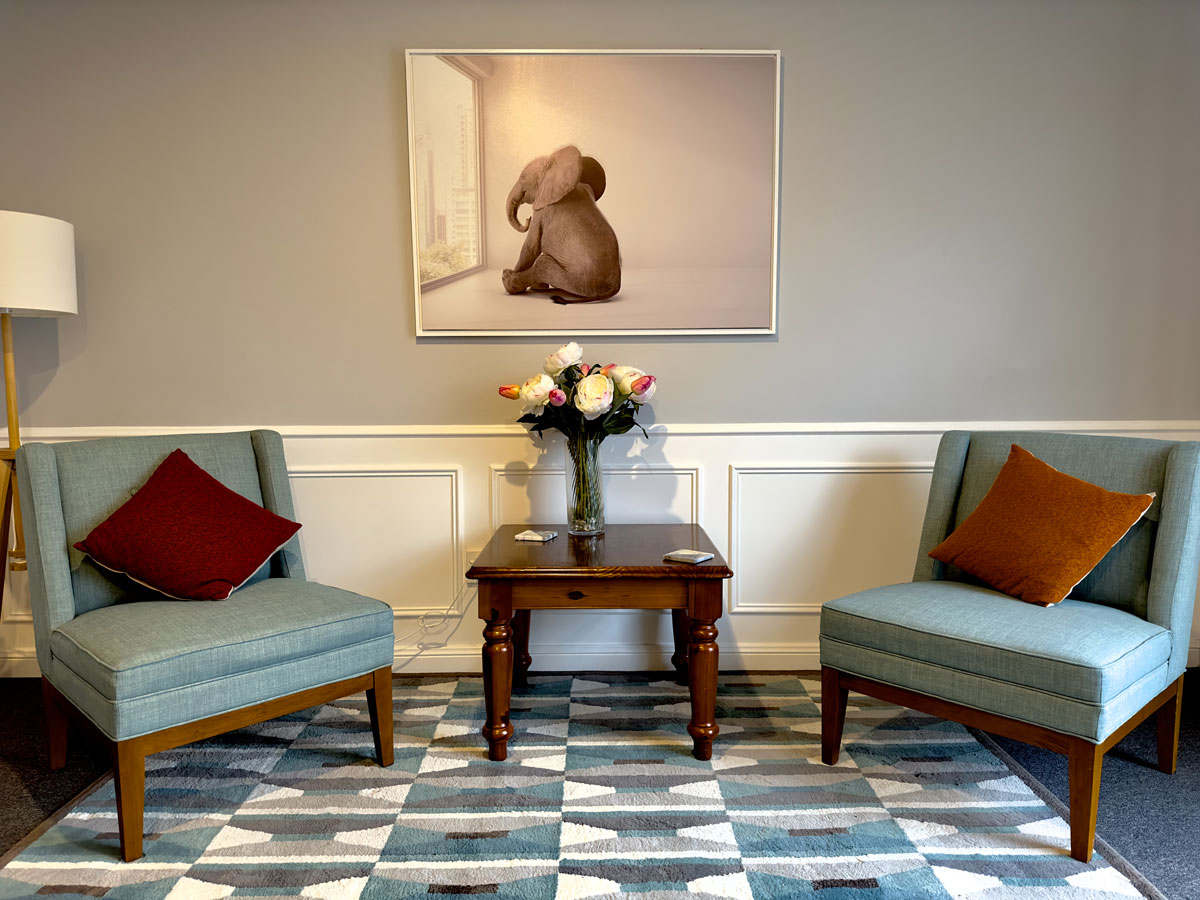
[466,523,733,580]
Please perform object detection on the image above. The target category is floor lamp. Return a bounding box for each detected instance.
[0,211,77,615]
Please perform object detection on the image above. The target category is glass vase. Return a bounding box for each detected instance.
[565,434,605,535]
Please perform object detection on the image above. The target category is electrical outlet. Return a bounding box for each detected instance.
[456,549,483,615]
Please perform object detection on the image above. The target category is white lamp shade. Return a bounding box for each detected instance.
[0,211,78,317]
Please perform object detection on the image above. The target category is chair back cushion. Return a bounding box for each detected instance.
[942,432,1170,617]
[43,432,303,616]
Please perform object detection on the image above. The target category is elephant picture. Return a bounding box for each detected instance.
[406,50,779,336]
[502,145,621,302]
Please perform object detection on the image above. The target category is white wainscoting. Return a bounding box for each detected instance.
[289,465,463,617]
[2,421,1198,676]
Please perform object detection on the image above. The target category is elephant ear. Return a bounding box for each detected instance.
[580,157,606,202]
[533,145,583,210]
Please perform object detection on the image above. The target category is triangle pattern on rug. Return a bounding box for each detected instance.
[0,674,1152,900]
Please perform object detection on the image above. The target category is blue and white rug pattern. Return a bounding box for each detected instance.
[0,674,1150,899]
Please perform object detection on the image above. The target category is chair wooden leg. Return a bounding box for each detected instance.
[366,666,394,767]
[41,678,68,770]
[821,666,849,765]
[112,741,145,862]
[1068,738,1103,863]
[1155,676,1183,774]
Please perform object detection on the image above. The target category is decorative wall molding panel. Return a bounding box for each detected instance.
[2,421,1198,676]
[728,463,933,614]
[288,465,463,618]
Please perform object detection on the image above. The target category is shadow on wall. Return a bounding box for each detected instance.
[495,425,688,529]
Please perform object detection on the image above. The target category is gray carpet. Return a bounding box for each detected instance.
[0,678,109,854]
[985,667,1200,900]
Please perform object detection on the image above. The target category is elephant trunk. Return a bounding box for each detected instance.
[506,185,529,233]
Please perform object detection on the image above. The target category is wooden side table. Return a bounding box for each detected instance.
[466,523,733,761]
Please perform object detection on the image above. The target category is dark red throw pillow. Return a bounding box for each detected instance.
[74,448,301,601]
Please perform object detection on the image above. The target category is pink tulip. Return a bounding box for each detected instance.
[630,374,657,403]
[498,384,520,400]
[549,388,566,406]
[580,364,591,375]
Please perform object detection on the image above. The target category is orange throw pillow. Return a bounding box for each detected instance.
[928,444,1154,606]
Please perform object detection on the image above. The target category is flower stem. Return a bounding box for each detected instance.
[567,433,604,534]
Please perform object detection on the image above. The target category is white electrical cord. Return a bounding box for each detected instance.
[392,587,469,650]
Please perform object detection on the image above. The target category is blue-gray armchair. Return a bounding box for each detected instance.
[17,430,396,861]
[819,431,1199,862]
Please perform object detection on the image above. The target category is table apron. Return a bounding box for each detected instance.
[510,578,688,610]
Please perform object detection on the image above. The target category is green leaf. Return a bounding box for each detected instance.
[601,405,638,436]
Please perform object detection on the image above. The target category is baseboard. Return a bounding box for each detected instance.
[0,653,40,678]
[389,641,821,674]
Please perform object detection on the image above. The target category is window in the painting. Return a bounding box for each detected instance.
[411,56,483,286]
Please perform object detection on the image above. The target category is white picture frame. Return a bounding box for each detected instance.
[405,49,781,337]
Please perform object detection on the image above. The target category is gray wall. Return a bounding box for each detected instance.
[1,0,1197,427]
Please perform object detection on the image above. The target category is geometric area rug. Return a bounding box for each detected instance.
[0,674,1153,899]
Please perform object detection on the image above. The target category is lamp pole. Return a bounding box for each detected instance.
[2,311,26,568]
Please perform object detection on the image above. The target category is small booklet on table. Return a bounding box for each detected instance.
[515,529,558,542]
[663,549,715,564]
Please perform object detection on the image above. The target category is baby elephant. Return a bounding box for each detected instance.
[502,145,621,301]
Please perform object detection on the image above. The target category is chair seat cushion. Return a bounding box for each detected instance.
[50,578,393,703]
[820,581,1170,705]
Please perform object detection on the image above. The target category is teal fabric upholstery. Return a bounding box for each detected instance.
[17,430,395,741]
[49,580,393,739]
[821,430,1200,744]
[822,582,1171,741]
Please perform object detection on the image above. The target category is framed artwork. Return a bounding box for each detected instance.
[405,49,780,337]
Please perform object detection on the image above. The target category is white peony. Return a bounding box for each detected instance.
[573,373,614,420]
[543,341,584,376]
[518,373,555,416]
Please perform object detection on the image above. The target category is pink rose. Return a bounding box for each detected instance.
[549,388,566,407]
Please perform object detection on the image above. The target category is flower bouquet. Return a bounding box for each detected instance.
[499,341,657,535]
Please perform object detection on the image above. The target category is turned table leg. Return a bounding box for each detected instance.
[686,614,720,761]
[481,616,514,761]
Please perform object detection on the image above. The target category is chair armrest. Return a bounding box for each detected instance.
[1147,440,1200,680]
[912,430,971,582]
[251,429,306,580]
[15,443,79,670]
